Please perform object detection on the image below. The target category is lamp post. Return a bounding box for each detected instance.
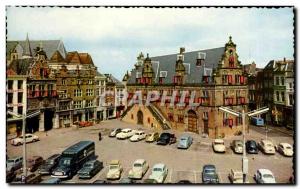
[218,106,269,183]
[7,110,40,182]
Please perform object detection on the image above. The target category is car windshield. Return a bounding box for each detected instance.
[237,143,243,147]
[46,159,55,165]
[205,169,215,174]
[160,134,169,138]
[59,158,72,166]
[285,146,292,149]
[7,160,15,163]
[180,138,187,141]
[266,143,273,147]
[134,163,142,167]
[215,142,224,145]
[153,168,162,172]
[84,163,93,168]
[263,174,274,179]
[109,165,119,169]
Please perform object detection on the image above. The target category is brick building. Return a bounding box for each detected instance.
[122,37,249,138]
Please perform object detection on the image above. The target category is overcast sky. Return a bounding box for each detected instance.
[6,7,294,80]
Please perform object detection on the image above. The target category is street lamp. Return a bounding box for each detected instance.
[218,106,269,183]
[7,110,40,182]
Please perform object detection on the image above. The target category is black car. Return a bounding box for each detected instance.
[93,180,111,184]
[119,178,136,184]
[202,165,219,183]
[78,160,103,179]
[157,133,176,145]
[246,140,258,154]
[177,180,192,184]
[39,154,61,175]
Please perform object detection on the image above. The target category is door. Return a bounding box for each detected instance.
[187,110,198,133]
[203,120,209,134]
[137,110,143,125]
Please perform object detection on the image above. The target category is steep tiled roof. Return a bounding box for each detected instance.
[7,58,33,75]
[127,47,225,84]
[65,51,94,65]
[50,50,65,62]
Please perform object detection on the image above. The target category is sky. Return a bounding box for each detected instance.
[6,7,294,80]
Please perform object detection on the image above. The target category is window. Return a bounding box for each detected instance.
[88,80,93,85]
[289,82,292,89]
[18,80,23,89]
[203,112,208,120]
[74,101,83,109]
[131,114,133,120]
[8,93,13,104]
[276,77,279,85]
[18,107,23,115]
[281,92,285,102]
[86,100,93,107]
[18,93,23,103]
[74,89,82,97]
[59,101,69,110]
[77,79,82,85]
[177,115,184,123]
[276,91,280,101]
[289,94,294,105]
[62,80,66,85]
[8,80,13,90]
[168,113,174,122]
[281,77,284,86]
[86,89,94,96]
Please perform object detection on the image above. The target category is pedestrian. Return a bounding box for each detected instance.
[98,131,102,141]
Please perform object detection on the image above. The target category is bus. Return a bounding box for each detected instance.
[51,141,95,179]
[251,117,264,126]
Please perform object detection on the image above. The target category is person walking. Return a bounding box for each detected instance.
[98,131,102,141]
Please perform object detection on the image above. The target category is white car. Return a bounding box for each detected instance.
[254,169,276,183]
[11,134,39,146]
[258,140,275,154]
[276,143,293,157]
[149,163,168,183]
[106,160,123,180]
[130,131,146,142]
[128,159,149,179]
[116,128,136,139]
[213,139,226,153]
[109,128,122,137]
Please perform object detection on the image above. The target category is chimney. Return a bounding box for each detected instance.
[180,47,185,54]
[283,57,286,62]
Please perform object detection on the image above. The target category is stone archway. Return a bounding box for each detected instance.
[137,110,143,125]
[187,109,198,133]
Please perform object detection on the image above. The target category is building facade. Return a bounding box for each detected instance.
[122,37,249,138]
[95,71,107,122]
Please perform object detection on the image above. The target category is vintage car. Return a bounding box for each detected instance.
[11,134,39,146]
[6,169,16,183]
[106,160,123,180]
[143,178,158,184]
[231,140,243,154]
[157,133,176,145]
[145,132,159,143]
[246,140,258,154]
[148,163,168,183]
[27,156,44,172]
[128,159,149,179]
[39,154,61,175]
[78,160,103,179]
[254,169,276,183]
[130,131,147,142]
[202,164,219,183]
[212,139,226,153]
[258,140,275,154]
[14,173,42,184]
[7,156,23,172]
[109,128,122,137]
[177,135,193,149]
[276,143,293,157]
[119,178,136,184]
[93,180,111,184]
[228,169,249,183]
[40,177,61,184]
[116,128,136,140]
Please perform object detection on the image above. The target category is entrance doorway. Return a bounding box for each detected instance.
[137,110,143,125]
[187,110,198,133]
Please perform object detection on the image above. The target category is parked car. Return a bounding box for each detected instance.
[7,156,23,172]
[157,133,176,145]
[11,134,39,146]
[143,178,158,184]
[212,139,226,153]
[78,160,103,179]
[177,135,193,149]
[38,154,61,175]
[228,169,248,183]
[149,163,168,183]
[276,143,293,157]
[93,179,111,184]
[109,128,122,137]
[41,177,61,184]
[27,156,44,172]
[246,140,258,154]
[119,178,136,184]
[79,121,93,127]
[258,140,275,154]
[254,169,276,183]
[128,159,149,179]
[6,169,16,183]
[177,180,192,184]
[145,132,159,143]
[202,164,219,183]
[116,128,136,140]
[106,160,123,180]
[231,140,243,154]
[130,131,147,142]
